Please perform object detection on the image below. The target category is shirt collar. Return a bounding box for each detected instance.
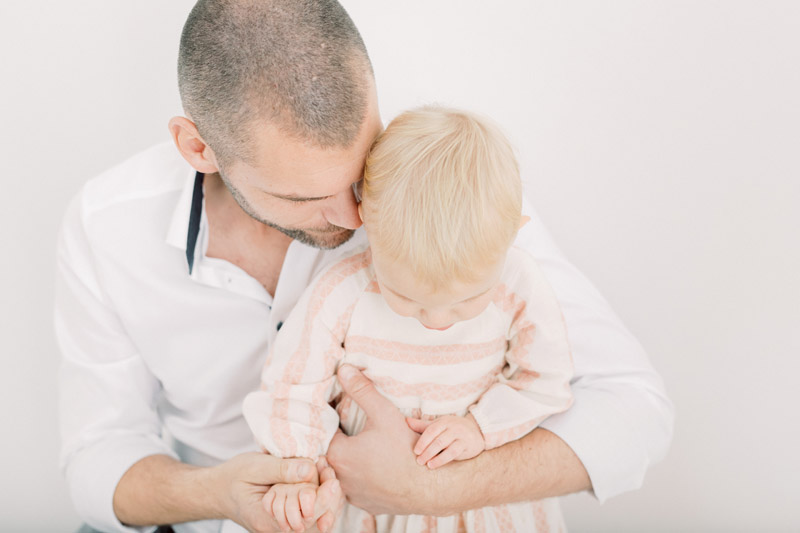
[166,171,205,274]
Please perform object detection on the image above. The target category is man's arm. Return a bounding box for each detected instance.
[327,366,589,516]
[113,453,340,532]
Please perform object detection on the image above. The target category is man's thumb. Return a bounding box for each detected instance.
[268,456,315,484]
[337,364,393,421]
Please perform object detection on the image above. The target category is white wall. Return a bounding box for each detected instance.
[2,1,798,531]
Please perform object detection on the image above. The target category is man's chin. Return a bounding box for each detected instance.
[290,227,355,250]
[309,228,355,249]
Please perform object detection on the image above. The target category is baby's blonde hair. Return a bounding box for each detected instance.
[362,106,522,289]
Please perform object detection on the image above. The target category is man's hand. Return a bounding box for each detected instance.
[407,414,485,469]
[212,453,342,533]
[326,365,435,516]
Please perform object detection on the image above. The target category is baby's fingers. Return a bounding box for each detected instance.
[426,441,465,469]
[271,490,290,532]
[262,489,277,517]
[406,417,433,434]
[284,492,305,532]
[299,486,317,521]
[416,428,456,466]
[413,420,447,456]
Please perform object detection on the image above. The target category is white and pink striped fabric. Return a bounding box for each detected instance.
[243,244,574,533]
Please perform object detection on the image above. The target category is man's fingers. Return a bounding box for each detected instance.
[413,421,447,456]
[337,365,398,424]
[427,442,463,470]
[406,417,432,434]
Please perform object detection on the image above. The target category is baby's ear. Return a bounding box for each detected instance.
[519,215,531,229]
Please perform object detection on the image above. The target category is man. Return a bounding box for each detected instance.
[56,1,674,532]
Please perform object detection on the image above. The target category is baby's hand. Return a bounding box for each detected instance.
[406,414,485,469]
[263,481,319,532]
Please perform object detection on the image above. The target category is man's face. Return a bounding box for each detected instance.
[216,91,383,249]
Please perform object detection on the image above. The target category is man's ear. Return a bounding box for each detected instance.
[168,116,221,174]
[519,215,531,229]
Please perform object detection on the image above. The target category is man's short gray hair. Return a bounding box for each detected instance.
[178,0,373,164]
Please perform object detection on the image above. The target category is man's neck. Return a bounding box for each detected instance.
[203,172,292,297]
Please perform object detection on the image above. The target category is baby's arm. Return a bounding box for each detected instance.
[470,250,574,450]
[243,251,372,529]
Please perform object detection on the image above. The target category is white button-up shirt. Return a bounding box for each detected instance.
[56,142,674,533]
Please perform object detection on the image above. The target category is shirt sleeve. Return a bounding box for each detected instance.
[56,193,177,533]
[242,250,371,459]
[516,197,674,502]
[468,250,574,450]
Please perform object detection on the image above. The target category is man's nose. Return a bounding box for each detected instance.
[324,186,363,230]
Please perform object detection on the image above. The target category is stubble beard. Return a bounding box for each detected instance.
[218,170,354,250]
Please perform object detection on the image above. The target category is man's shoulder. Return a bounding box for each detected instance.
[80,141,192,217]
[62,141,195,267]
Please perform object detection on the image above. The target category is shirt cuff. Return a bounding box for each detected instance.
[539,384,671,503]
[64,433,178,533]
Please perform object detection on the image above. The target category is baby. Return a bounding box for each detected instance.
[244,107,574,532]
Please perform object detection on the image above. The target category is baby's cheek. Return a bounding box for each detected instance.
[385,296,416,318]
[461,298,493,322]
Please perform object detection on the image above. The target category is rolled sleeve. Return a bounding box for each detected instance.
[56,194,177,531]
[540,383,673,502]
[64,434,175,533]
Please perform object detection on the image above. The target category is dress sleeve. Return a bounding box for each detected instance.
[514,197,674,502]
[243,250,372,459]
[56,194,176,533]
[468,249,574,450]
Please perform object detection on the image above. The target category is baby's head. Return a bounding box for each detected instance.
[361,106,522,330]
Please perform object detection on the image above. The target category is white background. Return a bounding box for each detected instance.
[1,1,798,531]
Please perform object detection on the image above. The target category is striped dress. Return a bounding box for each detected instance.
[243,245,574,533]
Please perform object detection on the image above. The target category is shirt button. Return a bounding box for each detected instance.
[276,322,283,331]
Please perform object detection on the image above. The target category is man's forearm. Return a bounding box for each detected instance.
[113,454,224,526]
[427,428,591,515]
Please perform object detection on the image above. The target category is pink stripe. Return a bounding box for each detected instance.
[365,279,380,293]
[533,501,551,533]
[269,396,296,457]
[280,250,371,383]
[483,418,543,450]
[306,302,358,454]
[474,509,486,533]
[493,283,539,370]
[492,504,515,532]
[346,335,507,365]
[373,363,503,401]
[359,513,376,533]
[421,515,436,533]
